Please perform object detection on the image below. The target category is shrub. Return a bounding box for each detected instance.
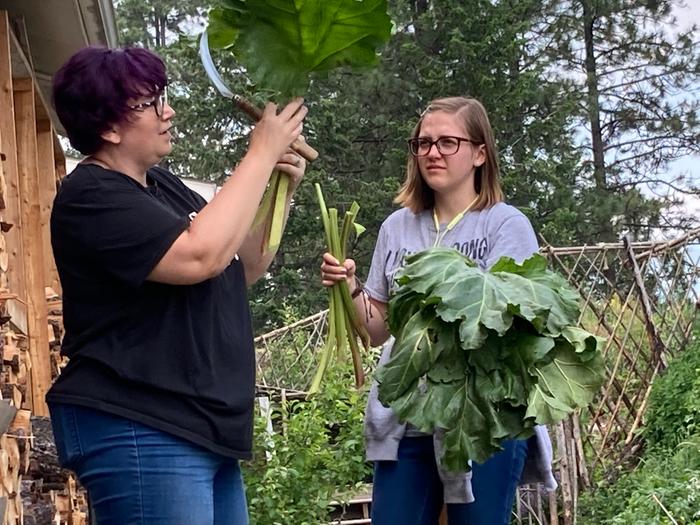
[644,328,700,450]
[243,364,371,525]
[578,326,700,525]
[611,437,700,524]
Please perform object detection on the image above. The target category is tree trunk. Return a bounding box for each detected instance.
[414,0,429,15]
[581,0,606,190]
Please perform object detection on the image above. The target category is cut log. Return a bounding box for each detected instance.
[23,417,89,525]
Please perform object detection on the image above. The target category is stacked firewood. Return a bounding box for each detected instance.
[0,149,86,524]
[23,295,88,525]
[45,289,66,379]
[0,407,31,525]
[0,149,30,524]
[23,417,87,525]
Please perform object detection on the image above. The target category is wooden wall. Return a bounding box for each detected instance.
[0,9,64,523]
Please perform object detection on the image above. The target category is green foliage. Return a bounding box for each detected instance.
[243,364,371,525]
[578,436,700,525]
[644,330,700,450]
[115,0,203,48]
[578,326,700,525]
[376,249,605,469]
[207,0,393,99]
[545,0,699,239]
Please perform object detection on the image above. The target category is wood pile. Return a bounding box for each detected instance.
[22,417,87,525]
[45,290,65,380]
[0,296,87,525]
[0,9,91,523]
[21,298,87,525]
[0,148,83,523]
[0,147,30,524]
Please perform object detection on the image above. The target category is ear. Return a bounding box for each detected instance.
[473,144,486,167]
[100,125,122,146]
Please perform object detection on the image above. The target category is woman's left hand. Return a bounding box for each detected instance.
[275,147,306,190]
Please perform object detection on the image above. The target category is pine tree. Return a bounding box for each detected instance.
[546,0,699,240]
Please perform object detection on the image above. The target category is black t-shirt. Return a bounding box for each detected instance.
[47,164,256,458]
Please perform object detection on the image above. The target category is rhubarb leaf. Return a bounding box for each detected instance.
[376,248,605,471]
[207,0,392,98]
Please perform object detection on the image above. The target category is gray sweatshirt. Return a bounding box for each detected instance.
[363,202,558,504]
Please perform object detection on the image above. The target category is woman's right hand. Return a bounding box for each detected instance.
[321,252,358,291]
[248,98,307,164]
[321,252,390,346]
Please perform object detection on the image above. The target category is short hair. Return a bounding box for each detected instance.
[52,46,167,155]
[395,97,504,213]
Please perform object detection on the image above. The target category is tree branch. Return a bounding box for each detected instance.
[607,178,698,195]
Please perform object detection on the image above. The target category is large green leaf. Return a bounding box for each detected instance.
[207,0,392,98]
[376,248,605,470]
[439,376,532,469]
[375,309,451,404]
[389,379,459,433]
[527,340,605,424]
[392,249,583,350]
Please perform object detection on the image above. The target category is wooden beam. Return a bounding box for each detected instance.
[53,133,66,183]
[36,118,60,294]
[56,159,66,181]
[0,11,28,330]
[13,76,51,417]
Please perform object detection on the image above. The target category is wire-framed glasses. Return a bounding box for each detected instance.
[407,136,479,157]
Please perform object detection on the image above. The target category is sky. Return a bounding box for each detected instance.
[674,1,700,29]
[669,2,700,221]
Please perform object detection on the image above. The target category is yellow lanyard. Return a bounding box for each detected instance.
[432,197,479,247]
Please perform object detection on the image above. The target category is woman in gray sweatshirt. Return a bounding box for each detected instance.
[321,97,556,525]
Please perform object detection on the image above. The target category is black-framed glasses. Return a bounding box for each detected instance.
[407,136,480,157]
[128,88,168,117]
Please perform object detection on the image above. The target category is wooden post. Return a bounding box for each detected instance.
[565,419,578,525]
[35,118,60,294]
[548,489,559,525]
[0,11,28,332]
[571,413,590,489]
[623,235,667,370]
[13,77,51,416]
[555,422,573,525]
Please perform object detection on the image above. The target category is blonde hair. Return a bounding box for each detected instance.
[395,97,504,213]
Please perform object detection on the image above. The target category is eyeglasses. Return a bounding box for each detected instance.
[407,136,480,157]
[128,88,168,117]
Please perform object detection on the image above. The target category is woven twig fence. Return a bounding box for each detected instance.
[253,228,700,524]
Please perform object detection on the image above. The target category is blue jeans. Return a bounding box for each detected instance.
[49,403,249,525]
[372,435,527,525]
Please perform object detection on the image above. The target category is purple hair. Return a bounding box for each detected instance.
[52,46,167,155]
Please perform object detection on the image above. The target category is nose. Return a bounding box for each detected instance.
[425,142,442,158]
[162,101,175,120]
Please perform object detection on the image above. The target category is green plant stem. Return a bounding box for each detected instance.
[344,307,365,387]
[252,171,278,231]
[268,172,290,251]
[308,295,336,394]
[311,183,368,393]
[315,183,333,249]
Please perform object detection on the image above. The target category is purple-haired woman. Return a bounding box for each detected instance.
[47,46,307,524]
